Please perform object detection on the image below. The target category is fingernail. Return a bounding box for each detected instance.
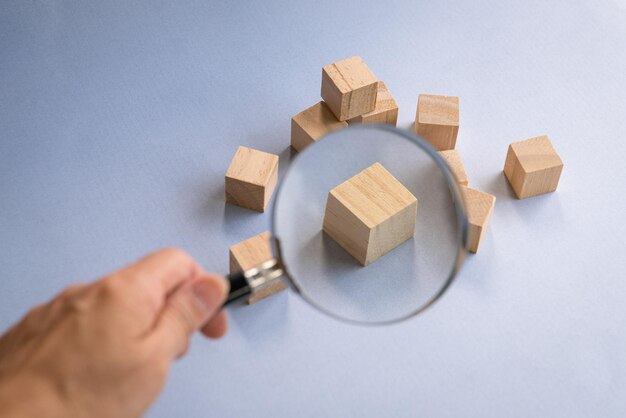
[192,281,222,313]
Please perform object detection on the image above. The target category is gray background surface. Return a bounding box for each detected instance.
[1,1,626,417]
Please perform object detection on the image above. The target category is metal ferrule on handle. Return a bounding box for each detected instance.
[224,258,284,305]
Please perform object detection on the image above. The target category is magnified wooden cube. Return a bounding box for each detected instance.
[291,101,348,152]
[503,135,563,199]
[439,149,469,186]
[321,56,379,121]
[347,81,399,126]
[461,186,496,253]
[415,94,459,151]
[225,146,279,212]
[229,231,287,305]
[322,163,418,266]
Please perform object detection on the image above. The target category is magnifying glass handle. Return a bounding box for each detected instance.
[223,258,284,306]
[224,271,251,305]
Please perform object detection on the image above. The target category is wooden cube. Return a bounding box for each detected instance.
[321,56,379,121]
[347,81,399,126]
[439,149,469,186]
[415,94,460,151]
[291,101,348,152]
[322,163,418,266]
[503,135,563,199]
[461,186,496,253]
[225,146,279,212]
[229,231,287,305]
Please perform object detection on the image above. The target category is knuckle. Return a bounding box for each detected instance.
[48,294,68,312]
[58,283,85,300]
[97,275,127,301]
[63,293,91,315]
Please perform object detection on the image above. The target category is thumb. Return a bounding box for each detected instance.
[152,274,228,360]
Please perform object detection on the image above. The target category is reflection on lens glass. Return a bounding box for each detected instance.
[272,125,466,324]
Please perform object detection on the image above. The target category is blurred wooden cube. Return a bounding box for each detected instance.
[439,149,469,186]
[461,186,496,253]
[415,94,459,151]
[291,101,348,152]
[323,163,418,266]
[225,146,279,212]
[347,81,399,126]
[321,56,378,121]
[503,135,563,199]
[229,231,287,305]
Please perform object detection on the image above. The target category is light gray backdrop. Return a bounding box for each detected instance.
[1,1,625,417]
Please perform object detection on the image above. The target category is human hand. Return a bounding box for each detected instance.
[0,248,228,418]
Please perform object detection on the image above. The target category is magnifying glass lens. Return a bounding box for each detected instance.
[272,126,466,325]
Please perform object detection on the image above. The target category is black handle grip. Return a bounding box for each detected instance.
[224,271,251,305]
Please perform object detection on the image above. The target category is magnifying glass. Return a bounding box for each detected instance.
[224,125,468,325]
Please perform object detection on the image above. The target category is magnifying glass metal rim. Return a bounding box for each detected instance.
[268,124,469,326]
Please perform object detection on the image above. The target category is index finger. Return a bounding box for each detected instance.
[112,247,201,297]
